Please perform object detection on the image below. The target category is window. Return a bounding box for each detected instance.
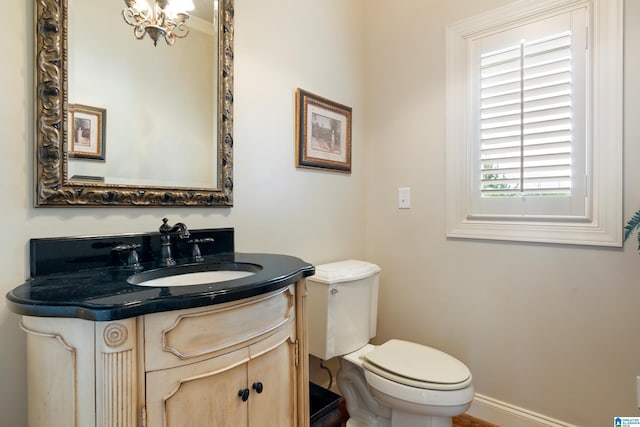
[446,0,623,246]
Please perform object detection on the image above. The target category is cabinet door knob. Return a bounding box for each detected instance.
[238,388,250,402]
[252,382,264,394]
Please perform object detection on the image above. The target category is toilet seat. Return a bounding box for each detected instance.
[361,339,472,391]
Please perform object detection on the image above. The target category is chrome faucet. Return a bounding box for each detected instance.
[157,218,190,266]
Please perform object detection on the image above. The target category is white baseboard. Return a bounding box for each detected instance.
[467,394,576,427]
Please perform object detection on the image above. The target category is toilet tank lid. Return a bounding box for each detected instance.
[310,260,381,284]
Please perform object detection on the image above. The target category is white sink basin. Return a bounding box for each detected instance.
[132,270,256,287]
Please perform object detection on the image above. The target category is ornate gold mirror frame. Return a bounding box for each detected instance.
[34,0,234,207]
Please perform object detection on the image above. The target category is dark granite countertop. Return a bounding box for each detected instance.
[6,252,315,321]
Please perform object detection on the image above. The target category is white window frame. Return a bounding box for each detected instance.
[445,0,623,246]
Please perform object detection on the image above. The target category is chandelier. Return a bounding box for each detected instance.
[122,0,195,46]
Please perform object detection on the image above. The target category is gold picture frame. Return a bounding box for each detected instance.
[296,89,352,173]
[68,104,106,161]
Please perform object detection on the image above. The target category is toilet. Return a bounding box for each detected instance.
[307,260,474,427]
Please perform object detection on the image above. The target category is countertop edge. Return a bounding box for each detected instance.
[6,253,315,321]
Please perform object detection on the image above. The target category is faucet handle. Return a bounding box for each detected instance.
[113,243,143,271]
[188,238,215,262]
[159,217,171,234]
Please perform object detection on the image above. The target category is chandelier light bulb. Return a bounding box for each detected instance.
[135,0,150,11]
[122,0,191,46]
[171,0,195,12]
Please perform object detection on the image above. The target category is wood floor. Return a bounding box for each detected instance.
[337,398,498,427]
[454,413,500,427]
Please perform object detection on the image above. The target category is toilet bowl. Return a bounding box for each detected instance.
[307,260,474,427]
[341,342,473,427]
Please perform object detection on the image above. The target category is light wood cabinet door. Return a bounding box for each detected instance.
[248,338,296,427]
[164,362,248,426]
[146,348,250,426]
[146,326,297,427]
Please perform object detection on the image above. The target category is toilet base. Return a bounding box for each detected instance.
[391,411,451,427]
[337,355,468,427]
[371,389,455,427]
[344,408,452,427]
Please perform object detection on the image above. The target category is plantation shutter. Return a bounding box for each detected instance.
[479,31,573,197]
[466,7,588,219]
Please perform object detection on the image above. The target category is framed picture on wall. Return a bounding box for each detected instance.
[295,89,352,173]
[68,104,106,161]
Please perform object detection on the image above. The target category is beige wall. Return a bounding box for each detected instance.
[0,1,365,425]
[363,0,640,425]
[3,0,640,426]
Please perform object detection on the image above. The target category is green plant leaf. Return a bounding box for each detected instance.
[623,209,640,242]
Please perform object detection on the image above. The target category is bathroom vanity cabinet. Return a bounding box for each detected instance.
[7,230,314,427]
[143,284,301,426]
[19,281,309,427]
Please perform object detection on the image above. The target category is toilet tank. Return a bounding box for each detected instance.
[307,260,381,360]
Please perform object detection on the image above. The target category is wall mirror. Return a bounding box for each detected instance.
[34,0,234,207]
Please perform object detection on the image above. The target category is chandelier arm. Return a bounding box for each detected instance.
[121,0,191,46]
[122,8,138,26]
[164,32,175,46]
[172,22,189,38]
[133,25,147,40]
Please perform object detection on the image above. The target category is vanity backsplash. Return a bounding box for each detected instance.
[30,225,234,276]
